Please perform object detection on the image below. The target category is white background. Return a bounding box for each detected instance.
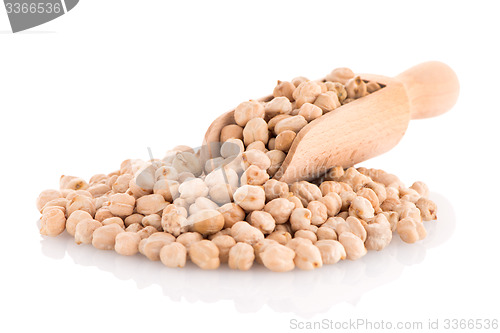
[1,1,499,332]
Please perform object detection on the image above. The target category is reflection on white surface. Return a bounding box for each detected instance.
[40,192,455,317]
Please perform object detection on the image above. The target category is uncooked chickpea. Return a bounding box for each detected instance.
[325,81,347,103]
[66,210,92,236]
[366,81,381,93]
[209,183,234,204]
[242,149,271,170]
[88,184,111,198]
[154,166,178,182]
[92,223,124,250]
[218,202,246,228]
[315,240,346,264]
[211,234,236,263]
[231,221,265,245]
[153,179,179,202]
[349,196,375,220]
[298,103,323,122]
[60,175,89,191]
[109,193,135,217]
[260,243,295,272]
[314,91,340,112]
[40,209,66,236]
[319,193,342,217]
[399,188,421,203]
[160,242,187,268]
[274,115,308,135]
[287,194,304,209]
[263,179,289,201]
[94,207,114,222]
[275,130,296,152]
[142,214,162,230]
[66,194,96,218]
[365,220,392,251]
[115,232,141,256]
[325,67,355,84]
[220,139,244,158]
[205,167,239,189]
[233,185,266,212]
[234,100,265,127]
[294,230,317,243]
[126,223,143,233]
[190,240,220,270]
[249,210,276,234]
[307,201,328,225]
[241,165,269,186]
[267,114,291,133]
[112,174,133,193]
[189,197,219,215]
[89,174,107,185]
[265,96,293,117]
[397,217,426,243]
[178,178,209,203]
[175,232,203,256]
[102,217,125,228]
[273,80,295,101]
[187,209,225,236]
[291,76,309,87]
[266,230,292,245]
[74,219,102,245]
[220,124,244,142]
[264,198,295,224]
[243,117,269,146]
[266,150,286,177]
[290,208,312,232]
[293,242,322,270]
[357,187,380,211]
[228,242,255,271]
[172,152,203,177]
[344,216,367,242]
[140,232,176,261]
[415,197,437,221]
[290,181,322,206]
[292,81,322,108]
[338,232,367,260]
[316,226,337,241]
[268,137,276,150]
[135,194,167,215]
[410,181,429,198]
[36,189,63,212]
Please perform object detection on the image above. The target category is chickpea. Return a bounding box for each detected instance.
[268,114,291,133]
[325,67,355,84]
[275,223,292,234]
[291,76,309,87]
[349,196,375,220]
[290,181,322,207]
[249,211,276,234]
[66,194,96,217]
[242,149,271,170]
[298,103,322,122]
[317,226,337,240]
[220,124,244,142]
[268,137,276,150]
[109,193,135,218]
[314,91,340,112]
[205,167,239,189]
[211,234,236,263]
[220,139,244,158]
[337,211,349,220]
[319,181,343,196]
[187,209,225,236]
[92,223,124,250]
[337,216,367,241]
[241,165,269,186]
[60,175,89,191]
[320,193,343,218]
[171,152,203,177]
[218,203,246,228]
[89,174,107,185]
[94,195,109,211]
[410,181,429,198]
[40,198,67,216]
[102,217,125,228]
[209,184,234,204]
[36,189,63,212]
[266,150,286,177]
[178,178,209,203]
[288,194,304,209]
[160,242,187,268]
[400,206,423,223]
[231,221,265,245]
[338,232,367,260]
[366,81,381,93]
[243,117,269,146]
[121,213,142,227]
[190,240,220,270]
[126,223,143,233]
[153,179,179,202]
[233,185,266,212]
[228,242,255,271]
[189,197,219,215]
[306,201,328,225]
[294,230,317,243]
[136,225,157,239]
[292,81,322,108]
[397,217,427,243]
[135,194,167,215]
[140,232,176,261]
[265,96,293,117]
[275,130,296,152]
[266,230,292,245]
[365,222,392,251]
[261,243,295,272]
[357,187,380,211]
[293,242,322,270]
[40,209,66,236]
[177,172,195,183]
[176,232,203,257]
[415,197,437,221]
[234,100,265,127]
[400,188,421,203]
[263,179,289,201]
[66,210,92,236]
[74,219,102,245]
[315,240,346,264]
[141,214,162,230]
[325,81,347,103]
[94,207,114,222]
[115,232,141,256]
[264,198,295,224]
[290,208,312,232]
[273,80,295,101]
[274,115,308,135]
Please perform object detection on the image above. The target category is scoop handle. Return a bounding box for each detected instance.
[396,61,459,119]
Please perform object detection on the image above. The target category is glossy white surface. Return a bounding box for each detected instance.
[1,1,499,332]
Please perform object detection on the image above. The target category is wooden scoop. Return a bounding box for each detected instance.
[203,61,459,183]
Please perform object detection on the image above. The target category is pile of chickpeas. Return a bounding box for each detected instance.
[36,68,437,272]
